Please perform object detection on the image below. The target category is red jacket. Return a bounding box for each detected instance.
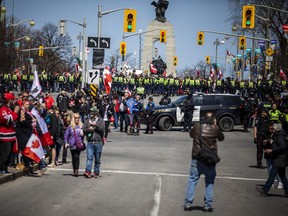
[0,105,18,142]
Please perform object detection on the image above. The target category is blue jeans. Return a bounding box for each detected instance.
[184,159,216,209]
[263,166,288,193]
[85,142,103,175]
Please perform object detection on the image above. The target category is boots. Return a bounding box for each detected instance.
[73,169,79,177]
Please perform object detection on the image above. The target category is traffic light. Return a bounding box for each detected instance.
[124,9,137,32]
[242,6,255,29]
[197,32,204,45]
[120,42,126,56]
[159,29,167,43]
[239,36,246,50]
[39,45,44,56]
[173,56,178,66]
[205,56,211,64]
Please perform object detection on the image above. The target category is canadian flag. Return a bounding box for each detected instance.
[31,108,54,146]
[218,69,223,79]
[163,70,167,77]
[23,133,45,163]
[76,64,82,72]
[103,66,113,95]
[280,68,287,80]
[150,64,157,74]
[210,67,215,79]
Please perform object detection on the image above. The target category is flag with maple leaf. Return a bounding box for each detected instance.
[23,133,45,163]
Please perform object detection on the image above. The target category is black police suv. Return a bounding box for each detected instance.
[152,93,244,132]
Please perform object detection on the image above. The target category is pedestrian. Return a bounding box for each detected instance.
[144,96,155,134]
[243,95,253,132]
[99,97,114,142]
[181,93,195,132]
[184,112,224,212]
[0,93,19,174]
[256,123,288,196]
[82,106,105,178]
[253,110,270,168]
[64,112,84,177]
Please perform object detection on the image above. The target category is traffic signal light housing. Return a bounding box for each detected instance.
[39,45,44,56]
[120,42,126,56]
[124,9,137,32]
[239,36,246,50]
[242,6,255,29]
[205,56,211,64]
[197,32,204,45]
[173,56,178,66]
[160,29,167,43]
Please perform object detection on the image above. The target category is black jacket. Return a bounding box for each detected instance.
[271,131,288,167]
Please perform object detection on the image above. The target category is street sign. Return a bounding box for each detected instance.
[266,56,273,62]
[90,84,98,97]
[92,49,105,67]
[266,48,274,56]
[87,69,100,85]
[87,37,111,49]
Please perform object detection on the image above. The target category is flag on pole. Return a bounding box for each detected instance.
[103,66,113,95]
[163,70,167,78]
[23,133,45,163]
[30,70,42,101]
[280,68,287,80]
[218,69,223,79]
[196,67,200,78]
[210,67,215,79]
[76,63,82,72]
[31,108,54,146]
[149,63,157,74]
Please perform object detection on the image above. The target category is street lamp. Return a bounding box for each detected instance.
[213,38,224,65]
[77,32,83,58]
[11,19,35,27]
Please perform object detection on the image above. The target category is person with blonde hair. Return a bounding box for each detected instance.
[64,112,84,177]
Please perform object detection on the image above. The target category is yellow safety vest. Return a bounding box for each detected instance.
[216,80,222,86]
[240,82,245,88]
[195,80,200,86]
[22,75,28,80]
[231,81,235,87]
[59,76,65,82]
[248,82,254,88]
[189,80,195,86]
[12,75,18,81]
[269,110,281,122]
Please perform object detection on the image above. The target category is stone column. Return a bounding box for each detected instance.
[142,20,176,77]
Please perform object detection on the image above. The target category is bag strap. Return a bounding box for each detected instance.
[73,129,79,145]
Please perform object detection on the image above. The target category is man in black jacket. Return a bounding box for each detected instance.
[181,93,195,132]
[256,123,288,196]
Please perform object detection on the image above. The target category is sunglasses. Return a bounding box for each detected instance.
[74,117,80,119]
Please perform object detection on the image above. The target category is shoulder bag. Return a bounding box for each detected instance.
[198,125,220,166]
[73,129,86,151]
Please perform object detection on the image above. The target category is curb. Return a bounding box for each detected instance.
[0,165,39,185]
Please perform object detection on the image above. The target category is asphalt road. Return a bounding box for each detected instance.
[0,125,287,216]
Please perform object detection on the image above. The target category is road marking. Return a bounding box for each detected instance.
[48,168,266,182]
[150,174,161,216]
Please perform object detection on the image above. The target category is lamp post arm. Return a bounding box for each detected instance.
[11,19,33,27]
[200,30,270,42]
[123,29,162,39]
[101,7,132,16]
[61,19,86,27]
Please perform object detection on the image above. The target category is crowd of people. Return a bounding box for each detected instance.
[0,87,155,177]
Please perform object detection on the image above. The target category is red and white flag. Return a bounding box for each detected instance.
[103,66,113,95]
[150,64,157,74]
[210,67,215,79]
[23,133,45,163]
[76,63,82,72]
[163,70,167,77]
[226,49,235,58]
[280,68,287,80]
[31,108,54,146]
[283,25,288,33]
[218,69,223,79]
[111,67,116,74]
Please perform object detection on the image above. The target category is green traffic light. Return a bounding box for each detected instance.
[246,21,251,26]
[198,40,202,45]
[128,25,132,30]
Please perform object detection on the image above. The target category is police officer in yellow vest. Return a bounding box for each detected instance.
[68,74,75,93]
[158,75,165,95]
[40,72,48,92]
[269,103,282,123]
[58,73,66,91]
[21,72,29,91]
[11,73,18,91]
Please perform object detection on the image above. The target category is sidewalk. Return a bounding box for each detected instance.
[0,165,39,185]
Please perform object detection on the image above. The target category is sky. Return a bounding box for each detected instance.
[3,0,239,74]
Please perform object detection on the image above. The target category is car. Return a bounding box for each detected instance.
[152,93,244,132]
